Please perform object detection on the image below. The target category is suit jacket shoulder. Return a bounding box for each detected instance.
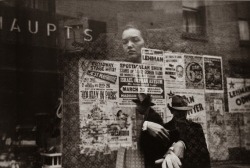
[164,119,210,168]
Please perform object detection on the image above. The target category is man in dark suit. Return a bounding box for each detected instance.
[163,95,211,168]
[132,93,168,168]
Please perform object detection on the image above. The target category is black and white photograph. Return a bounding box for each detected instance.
[0,0,250,168]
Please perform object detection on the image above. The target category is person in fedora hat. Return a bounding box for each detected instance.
[133,94,186,168]
[132,93,169,168]
[159,95,211,168]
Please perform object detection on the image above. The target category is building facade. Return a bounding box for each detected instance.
[0,1,250,168]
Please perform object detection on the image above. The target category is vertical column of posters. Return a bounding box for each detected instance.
[164,53,185,88]
[165,89,207,134]
[79,59,133,154]
[227,78,250,113]
[203,55,223,92]
[205,93,228,160]
[184,54,204,89]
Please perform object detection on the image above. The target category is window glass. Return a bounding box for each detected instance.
[239,20,250,41]
[182,0,205,35]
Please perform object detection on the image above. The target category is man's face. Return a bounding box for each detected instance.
[176,65,184,78]
[172,110,187,120]
[122,28,145,62]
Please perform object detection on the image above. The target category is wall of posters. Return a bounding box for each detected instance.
[227,78,250,113]
[79,59,167,153]
[77,51,233,160]
[164,53,185,88]
[184,54,204,89]
[204,55,223,92]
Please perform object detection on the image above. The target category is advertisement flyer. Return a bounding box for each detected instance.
[227,78,250,113]
[79,59,120,105]
[119,61,166,121]
[204,55,223,92]
[165,88,207,134]
[79,59,133,154]
[205,93,228,160]
[164,52,185,88]
[141,48,164,66]
[184,54,204,89]
[119,62,164,105]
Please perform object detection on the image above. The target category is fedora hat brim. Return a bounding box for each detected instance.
[167,103,193,111]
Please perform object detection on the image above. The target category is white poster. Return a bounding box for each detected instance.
[164,52,185,88]
[227,78,250,113]
[141,48,164,66]
[79,59,133,154]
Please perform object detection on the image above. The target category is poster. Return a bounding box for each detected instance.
[164,53,185,88]
[205,93,228,160]
[119,61,166,119]
[165,88,207,134]
[204,55,223,92]
[184,54,204,89]
[79,59,120,105]
[214,99,224,116]
[227,78,250,113]
[79,59,133,154]
[141,48,164,66]
[119,62,164,102]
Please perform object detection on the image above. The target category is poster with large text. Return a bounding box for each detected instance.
[119,61,166,120]
[141,48,164,66]
[79,59,133,154]
[119,62,164,102]
[164,53,185,88]
[204,55,223,92]
[227,78,250,113]
[184,54,204,89]
[165,89,207,134]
